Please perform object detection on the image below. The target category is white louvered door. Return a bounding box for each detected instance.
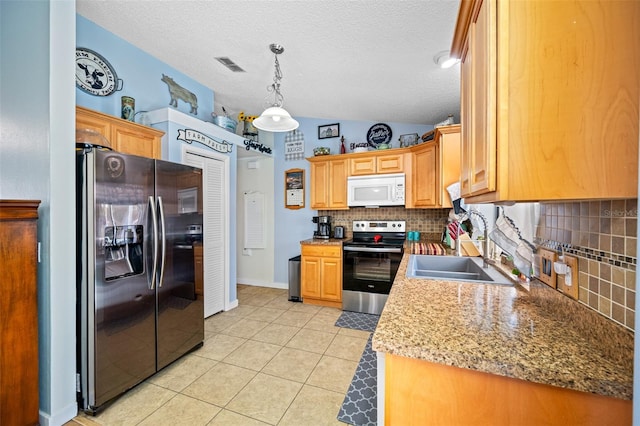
[184,150,227,317]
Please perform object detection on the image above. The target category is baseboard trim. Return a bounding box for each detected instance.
[236,279,288,290]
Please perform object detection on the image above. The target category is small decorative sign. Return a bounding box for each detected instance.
[177,129,233,153]
[284,130,305,161]
[243,140,272,155]
[367,123,392,148]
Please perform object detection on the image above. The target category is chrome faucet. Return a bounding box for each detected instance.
[454,210,491,268]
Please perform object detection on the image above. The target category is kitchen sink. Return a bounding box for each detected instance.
[406,255,513,285]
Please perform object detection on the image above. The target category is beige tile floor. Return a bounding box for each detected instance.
[67,285,370,426]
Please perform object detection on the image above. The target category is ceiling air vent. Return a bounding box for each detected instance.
[215,57,245,73]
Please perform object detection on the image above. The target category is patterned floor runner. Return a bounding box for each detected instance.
[335,311,379,426]
[334,310,379,332]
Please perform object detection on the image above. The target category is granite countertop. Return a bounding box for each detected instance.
[372,253,634,400]
[300,238,347,246]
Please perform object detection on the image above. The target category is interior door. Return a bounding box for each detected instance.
[154,159,204,370]
[184,151,227,317]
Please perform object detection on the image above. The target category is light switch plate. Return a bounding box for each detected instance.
[538,248,557,289]
[557,254,579,300]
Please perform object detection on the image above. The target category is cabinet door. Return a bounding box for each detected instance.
[329,159,349,209]
[310,160,330,209]
[194,245,203,297]
[320,257,342,302]
[301,256,322,299]
[412,143,438,207]
[76,108,112,142]
[350,156,376,175]
[376,154,404,174]
[112,125,161,159]
[460,0,496,197]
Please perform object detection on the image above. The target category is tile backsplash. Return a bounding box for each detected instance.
[536,199,637,330]
[317,207,450,241]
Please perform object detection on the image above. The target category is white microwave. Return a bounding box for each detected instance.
[347,173,405,207]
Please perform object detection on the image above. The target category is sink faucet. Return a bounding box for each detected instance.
[454,210,491,268]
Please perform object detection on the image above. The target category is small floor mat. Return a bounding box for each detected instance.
[334,311,379,333]
[337,334,377,426]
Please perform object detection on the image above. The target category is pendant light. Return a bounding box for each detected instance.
[253,44,299,132]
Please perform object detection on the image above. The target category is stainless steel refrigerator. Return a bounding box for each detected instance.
[76,146,204,413]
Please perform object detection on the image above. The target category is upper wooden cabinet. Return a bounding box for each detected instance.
[451,0,639,202]
[405,125,461,208]
[349,151,404,176]
[309,157,349,210]
[76,106,164,159]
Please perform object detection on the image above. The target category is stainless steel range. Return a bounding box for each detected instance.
[342,220,405,315]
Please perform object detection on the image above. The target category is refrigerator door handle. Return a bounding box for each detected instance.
[157,196,167,287]
[149,195,159,290]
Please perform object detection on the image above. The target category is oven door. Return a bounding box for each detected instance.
[342,246,403,294]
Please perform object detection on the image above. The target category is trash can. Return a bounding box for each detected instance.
[288,255,302,302]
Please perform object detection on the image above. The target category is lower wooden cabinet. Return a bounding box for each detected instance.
[0,200,40,426]
[76,105,164,159]
[300,244,342,308]
[385,354,631,425]
[194,242,203,297]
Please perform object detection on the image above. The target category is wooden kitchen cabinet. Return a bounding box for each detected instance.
[308,157,349,210]
[405,125,461,208]
[349,151,404,176]
[194,242,203,297]
[0,200,40,426]
[77,106,164,159]
[451,0,639,202]
[300,244,342,308]
[385,354,631,425]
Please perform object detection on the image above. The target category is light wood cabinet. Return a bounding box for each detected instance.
[309,157,349,210]
[452,0,639,202]
[0,200,40,426]
[385,353,631,425]
[406,125,461,208]
[77,105,164,159]
[407,142,438,207]
[300,244,342,308]
[349,152,404,176]
[194,243,203,297]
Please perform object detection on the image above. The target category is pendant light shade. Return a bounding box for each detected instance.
[252,106,299,132]
[254,44,299,133]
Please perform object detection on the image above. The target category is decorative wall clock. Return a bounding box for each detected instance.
[75,47,123,96]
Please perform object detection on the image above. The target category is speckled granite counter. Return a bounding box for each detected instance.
[300,238,346,246]
[372,253,634,400]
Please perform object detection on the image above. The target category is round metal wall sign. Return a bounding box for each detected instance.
[367,123,392,148]
[75,47,121,96]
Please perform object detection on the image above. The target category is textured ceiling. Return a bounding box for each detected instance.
[76,0,462,125]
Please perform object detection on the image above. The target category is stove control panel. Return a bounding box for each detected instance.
[352,220,406,232]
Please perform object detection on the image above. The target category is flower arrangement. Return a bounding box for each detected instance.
[238,111,258,123]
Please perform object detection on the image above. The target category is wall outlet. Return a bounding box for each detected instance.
[557,254,578,300]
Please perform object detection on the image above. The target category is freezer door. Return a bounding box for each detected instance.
[83,149,157,410]
[155,159,204,370]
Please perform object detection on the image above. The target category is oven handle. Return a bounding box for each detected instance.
[343,246,403,254]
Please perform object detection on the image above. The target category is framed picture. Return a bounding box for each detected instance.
[285,168,305,209]
[318,123,340,139]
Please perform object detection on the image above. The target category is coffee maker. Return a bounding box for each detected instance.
[312,215,331,239]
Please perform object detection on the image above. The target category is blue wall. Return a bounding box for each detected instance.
[76,15,214,122]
